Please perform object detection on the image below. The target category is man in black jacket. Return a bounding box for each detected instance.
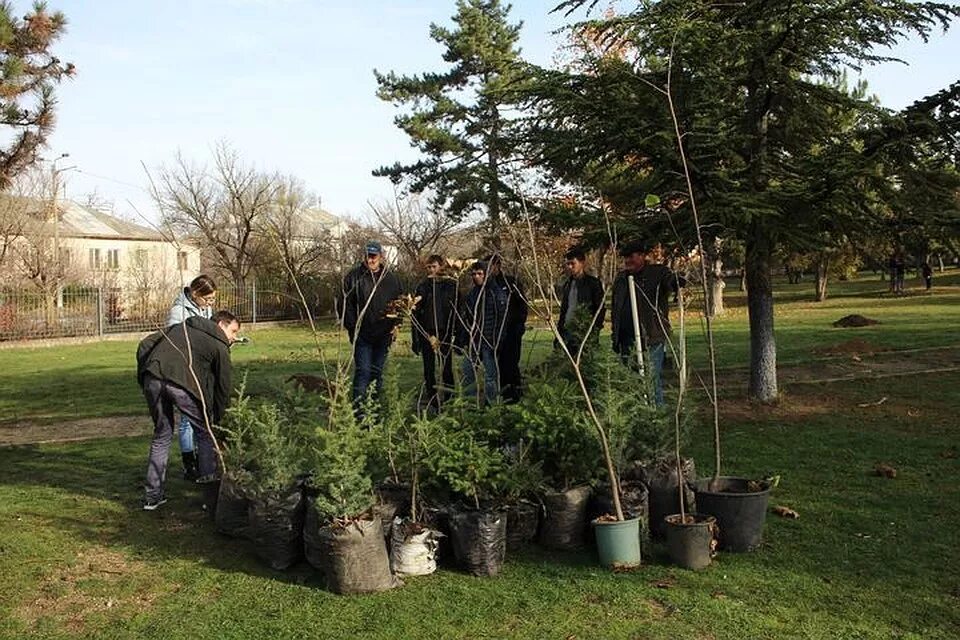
[136,310,240,510]
[557,246,605,349]
[611,240,683,406]
[486,254,527,403]
[412,254,458,410]
[341,240,404,405]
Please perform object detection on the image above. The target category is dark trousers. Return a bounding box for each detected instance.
[421,344,454,409]
[352,334,391,403]
[497,326,524,403]
[143,374,218,500]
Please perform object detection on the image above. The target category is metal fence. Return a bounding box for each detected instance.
[0,279,340,342]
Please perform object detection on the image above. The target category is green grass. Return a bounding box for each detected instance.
[1,272,959,638]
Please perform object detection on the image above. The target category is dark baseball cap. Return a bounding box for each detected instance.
[365,240,383,255]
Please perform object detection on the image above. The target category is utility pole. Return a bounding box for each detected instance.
[50,153,74,309]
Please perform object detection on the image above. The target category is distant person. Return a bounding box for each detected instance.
[611,240,684,407]
[165,274,217,481]
[412,254,459,410]
[456,260,500,405]
[556,246,605,349]
[341,240,403,406]
[137,311,240,510]
[486,254,528,403]
[921,261,933,290]
[894,252,906,295]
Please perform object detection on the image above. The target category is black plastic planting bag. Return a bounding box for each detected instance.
[302,497,326,572]
[505,500,539,552]
[539,486,592,550]
[318,518,398,594]
[642,458,696,539]
[215,476,249,538]
[247,486,305,570]
[448,508,507,577]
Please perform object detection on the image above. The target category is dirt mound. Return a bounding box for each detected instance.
[832,314,880,328]
[815,338,887,356]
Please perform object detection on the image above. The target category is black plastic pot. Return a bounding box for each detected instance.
[505,500,539,552]
[663,513,716,570]
[539,486,591,550]
[448,508,507,577]
[693,477,770,552]
[318,518,398,594]
[214,476,248,538]
[643,458,696,540]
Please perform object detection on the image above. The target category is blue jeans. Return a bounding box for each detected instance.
[352,335,391,403]
[648,342,665,407]
[461,344,499,405]
[142,375,218,501]
[178,416,194,453]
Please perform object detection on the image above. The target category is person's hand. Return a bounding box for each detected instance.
[428,335,441,353]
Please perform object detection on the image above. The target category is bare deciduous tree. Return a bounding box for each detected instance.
[368,190,460,271]
[148,141,277,288]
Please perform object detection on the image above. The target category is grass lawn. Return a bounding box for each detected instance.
[1,272,959,639]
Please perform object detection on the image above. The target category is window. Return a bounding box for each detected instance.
[88,248,101,270]
[177,251,189,271]
[106,249,120,270]
[58,247,72,268]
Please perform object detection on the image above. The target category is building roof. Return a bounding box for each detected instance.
[56,201,167,241]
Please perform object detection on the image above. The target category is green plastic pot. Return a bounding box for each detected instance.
[592,516,641,569]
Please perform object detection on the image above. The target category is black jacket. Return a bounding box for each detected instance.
[457,281,505,350]
[611,264,683,352]
[557,273,605,335]
[341,264,403,342]
[136,316,233,423]
[489,273,527,332]
[412,276,459,353]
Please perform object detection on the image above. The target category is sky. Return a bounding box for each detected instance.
[41,0,960,226]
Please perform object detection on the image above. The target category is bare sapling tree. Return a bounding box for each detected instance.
[147,141,277,289]
[260,174,328,285]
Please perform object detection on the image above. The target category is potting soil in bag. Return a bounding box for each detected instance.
[539,485,592,550]
[319,518,399,594]
[389,517,441,577]
[448,509,507,577]
[248,486,305,570]
[302,497,326,572]
[215,475,249,538]
[642,457,696,540]
[505,500,539,552]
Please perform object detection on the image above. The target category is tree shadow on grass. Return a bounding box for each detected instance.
[0,438,324,589]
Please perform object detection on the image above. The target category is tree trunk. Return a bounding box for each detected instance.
[705,238,725,318]
[938,254,945,273]
[739,269,746,292]
[815,253,829,302]
[745,228,777,403]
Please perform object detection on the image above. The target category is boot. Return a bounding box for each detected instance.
[182,451,199,481]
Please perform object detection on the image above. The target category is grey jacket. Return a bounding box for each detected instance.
[166,287,212,328]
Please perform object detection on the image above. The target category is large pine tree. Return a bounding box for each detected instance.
[0,1,74,188]
[374,0,526,235]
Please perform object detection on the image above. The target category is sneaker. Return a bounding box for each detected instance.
[142,496,168,511]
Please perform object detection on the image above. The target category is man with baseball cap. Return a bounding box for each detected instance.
[341,240,404,405]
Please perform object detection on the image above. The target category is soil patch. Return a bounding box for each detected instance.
[0,416,149,447]
[16,546,176,633]
[718,393,845,424]
[814,339,887,356]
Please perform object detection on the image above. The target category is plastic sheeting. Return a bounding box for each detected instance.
[247,486,305,570]
[448,508,507,577]
[215,476,249,538]
[539,486,592,550]
[318,518,399,594]
[389,517,441,577]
